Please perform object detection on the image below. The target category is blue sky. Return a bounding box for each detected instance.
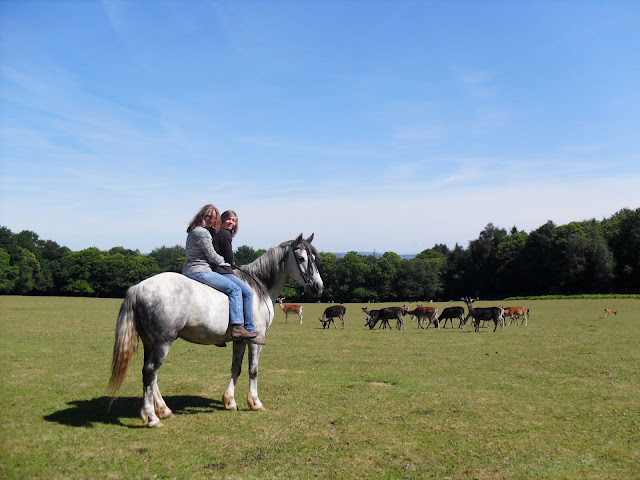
[1,1,639,254]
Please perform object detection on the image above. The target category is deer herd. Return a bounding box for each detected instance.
[277,297,620,332]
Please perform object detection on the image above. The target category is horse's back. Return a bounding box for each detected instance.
[131,272,231,344]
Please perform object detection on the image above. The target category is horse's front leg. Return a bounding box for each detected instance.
[223,341,247,411]
[247,343,266,411]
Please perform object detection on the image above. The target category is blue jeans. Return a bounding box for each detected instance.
[185,271,255,333]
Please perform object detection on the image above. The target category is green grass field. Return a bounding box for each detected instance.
[1,296,638,479]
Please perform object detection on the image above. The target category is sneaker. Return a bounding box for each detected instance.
[230,324,258,340]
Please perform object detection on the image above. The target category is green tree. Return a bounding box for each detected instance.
[0,248,19,293]
[372,252,403,300]
[603,208,640,292]
[235,245,266,265]
[440,243,470,300]
[59,248,103,296]
[397,257,441,302]
[465,223,507,297]
[335,252,376,302]
[494,229,528,296]
[149,245,185,273]
[520,221,558,295]
[40,240,70,295]
[317,252,340,302]
[14,248,42,294]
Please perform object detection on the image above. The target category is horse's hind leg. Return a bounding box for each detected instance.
[223,341,247,411]
[153,383,174,420]
[141,341,172,427]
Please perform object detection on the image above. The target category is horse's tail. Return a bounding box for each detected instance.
[108,286,140,398]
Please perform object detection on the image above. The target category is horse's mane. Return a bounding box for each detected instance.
[234,237,318,303]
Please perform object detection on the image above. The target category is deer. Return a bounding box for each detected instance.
[461,297,504,333]
[500,306,530,326]
[277,297,303,324]
[318,305,346,329]
[438,306,466,328]
[404,305,439,329]
[604,308,617,318]
[362,307,406,330]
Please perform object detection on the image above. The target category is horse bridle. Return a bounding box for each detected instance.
[292,243,318,290]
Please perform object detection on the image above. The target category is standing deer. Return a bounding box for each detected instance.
[438,306,466,328]
[604,308,617,318]
[277,297,303,324]
[462,297,504,332]
[501,306,529,326]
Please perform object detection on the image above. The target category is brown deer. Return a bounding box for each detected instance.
[277,297,303,324]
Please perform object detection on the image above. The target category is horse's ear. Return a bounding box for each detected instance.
[294,233,303,246]
[306,233,314,243]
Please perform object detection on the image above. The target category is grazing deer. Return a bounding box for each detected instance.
[277,297,303,324]
[604,308,617,318]
[318,305,346,329]
[362,307,407,330]
[405,306,439,329]
[361,309,391,329]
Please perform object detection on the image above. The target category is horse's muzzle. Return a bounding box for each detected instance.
[306,280,323,296]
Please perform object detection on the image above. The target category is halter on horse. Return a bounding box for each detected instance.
[109,234,322,427]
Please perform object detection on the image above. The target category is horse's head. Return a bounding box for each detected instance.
[286,233,323,296]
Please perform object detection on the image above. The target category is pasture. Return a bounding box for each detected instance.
[1,296,638,479]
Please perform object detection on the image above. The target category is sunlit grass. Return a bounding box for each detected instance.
[1,296,638,479]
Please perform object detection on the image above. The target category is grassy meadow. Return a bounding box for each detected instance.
[1,295,638,479]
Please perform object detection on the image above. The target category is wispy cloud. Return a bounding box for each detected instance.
[458,70,497,99]
[2,2,638,255]
[392,125,444,142]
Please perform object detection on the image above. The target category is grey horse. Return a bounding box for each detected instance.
[109,234,323,427]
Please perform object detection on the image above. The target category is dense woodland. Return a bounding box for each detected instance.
[1,208,639,301]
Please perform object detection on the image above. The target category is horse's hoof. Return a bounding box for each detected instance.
[158,410,174,419]
[223,393,237,411]
[248,398,266,411]
[148,419,164,428]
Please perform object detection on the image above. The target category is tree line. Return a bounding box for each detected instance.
[1,208,638,300]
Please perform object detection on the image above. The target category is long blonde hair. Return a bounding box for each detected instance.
[186,204,220,233]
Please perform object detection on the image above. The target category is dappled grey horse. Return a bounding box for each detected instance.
[109,234,323,427]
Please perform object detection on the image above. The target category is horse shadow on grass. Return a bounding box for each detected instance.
[44,395,225,428]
